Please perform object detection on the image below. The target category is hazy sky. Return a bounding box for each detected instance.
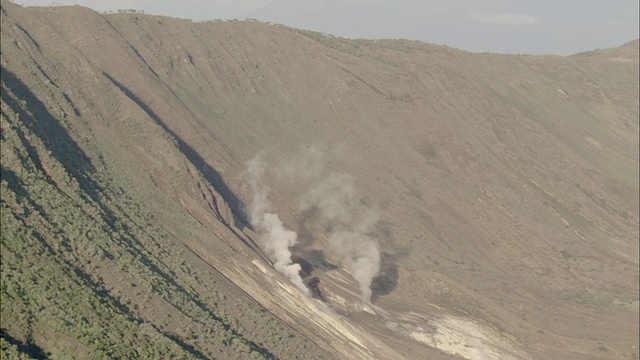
[12,0,639,55]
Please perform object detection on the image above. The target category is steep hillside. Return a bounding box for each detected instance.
[1,1,638,359]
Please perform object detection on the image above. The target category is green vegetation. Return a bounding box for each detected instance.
[1,68,327,359]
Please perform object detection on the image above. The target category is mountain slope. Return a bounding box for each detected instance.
[1,1,638,359]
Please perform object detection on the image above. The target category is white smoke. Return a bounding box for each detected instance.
[329,231,380,302]
[246,154,309,294]
[247,147,382,303]
[301,174,381,303]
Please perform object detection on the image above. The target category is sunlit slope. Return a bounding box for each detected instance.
[1,0,638,359]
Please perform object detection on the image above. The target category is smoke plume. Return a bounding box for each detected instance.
[246,154,309,294]
[329,231,380,302]
[247,147,382,303]
[301,174,381,303]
